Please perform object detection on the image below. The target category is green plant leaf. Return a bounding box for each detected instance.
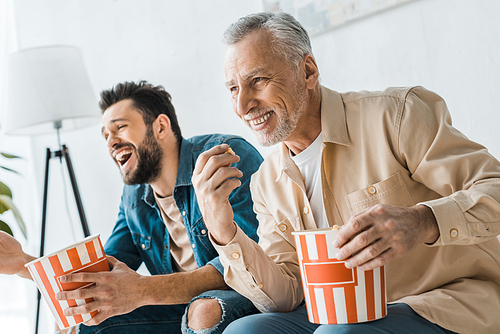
[0,181,13,197]
[1,152,22,159]
[0,195,26,238]
[0,165,20,175]
[0,181,12,213]
[0,219,14,236]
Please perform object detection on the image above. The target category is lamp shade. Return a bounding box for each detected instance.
[2,45,100,135]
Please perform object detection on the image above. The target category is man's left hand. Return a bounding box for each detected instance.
[56,256,146,326]
[333,204,439,271]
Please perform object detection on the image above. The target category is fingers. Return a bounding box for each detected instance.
[61,299,107,326]
[193,144,227,175]
[335,216,385,267]
[193,144,240,177]
[192,144,243,198]
[83,311,107,326]
[106,255,119,268]
[60,271,101,284]
[61,297,99,316]
[56,285,95,302]
[333,204,423,270]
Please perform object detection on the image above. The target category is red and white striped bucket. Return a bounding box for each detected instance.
[292,228,387,324]
[25,234,109,329]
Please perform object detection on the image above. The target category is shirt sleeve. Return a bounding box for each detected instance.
[399,87,500,246]
[211,173,305,313]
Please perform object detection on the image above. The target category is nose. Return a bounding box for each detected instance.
[235,87,258,117]
[107,132,119,151]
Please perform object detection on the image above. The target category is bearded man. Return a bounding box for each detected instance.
[0,81,263,334]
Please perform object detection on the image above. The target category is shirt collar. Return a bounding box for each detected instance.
[142,137,191,207]
[320,85,350,146]
[277,85,350,178]
[175,137,193,187]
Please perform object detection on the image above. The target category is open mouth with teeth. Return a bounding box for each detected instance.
[249,111,272,127]
[115,148,133,167]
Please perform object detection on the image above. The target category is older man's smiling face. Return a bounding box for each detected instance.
[101,99,163,185]
[224,30,308,147]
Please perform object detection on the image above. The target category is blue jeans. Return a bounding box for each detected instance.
[223,303,457,334]
[68,290,258,334]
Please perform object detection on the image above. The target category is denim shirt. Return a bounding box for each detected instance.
[104,134,263,275]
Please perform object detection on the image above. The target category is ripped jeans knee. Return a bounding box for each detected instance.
[181,290,258,334]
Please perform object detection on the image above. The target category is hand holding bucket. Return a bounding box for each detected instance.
[292,227,387,325]
[25,234,110,329]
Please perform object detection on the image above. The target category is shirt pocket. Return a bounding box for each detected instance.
[345,171,415,216]
[131,233,152,252]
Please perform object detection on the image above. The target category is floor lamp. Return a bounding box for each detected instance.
[1,45,101,334]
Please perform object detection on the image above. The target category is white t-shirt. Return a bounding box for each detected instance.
[291,133,329,229]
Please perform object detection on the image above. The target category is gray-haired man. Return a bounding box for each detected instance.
[192,12,500,334]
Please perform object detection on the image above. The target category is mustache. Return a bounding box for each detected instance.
[111,143,135,156]
[245,107,275,120]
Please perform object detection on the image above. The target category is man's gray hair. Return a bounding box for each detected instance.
[223,12,313,68]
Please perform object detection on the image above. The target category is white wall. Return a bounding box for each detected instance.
[0,0,499,333]
[312,0,500,159]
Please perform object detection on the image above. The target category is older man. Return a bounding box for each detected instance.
[0,81,263,334]
[192,12,500,334]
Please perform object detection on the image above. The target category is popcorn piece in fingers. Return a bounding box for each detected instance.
[225,147,235,155]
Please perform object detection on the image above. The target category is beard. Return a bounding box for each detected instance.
[252,80,308,147]
[122,126,164,185]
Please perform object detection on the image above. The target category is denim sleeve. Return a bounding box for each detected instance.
[207,256,224,274]
[226,138,263,243]
[104,198,144,271]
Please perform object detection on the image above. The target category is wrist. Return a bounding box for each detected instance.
[210,221,237,246]
[416,204,439,244]
[19,254,37,280]
[137,275,158,306]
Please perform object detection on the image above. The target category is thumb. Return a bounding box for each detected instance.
[106,255,120,269]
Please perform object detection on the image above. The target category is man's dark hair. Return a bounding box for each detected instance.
[99,80,182,148]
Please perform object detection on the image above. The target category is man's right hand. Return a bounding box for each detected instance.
[192,144,241,245]
[0,231,35,279]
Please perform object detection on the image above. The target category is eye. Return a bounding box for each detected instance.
[117,125,127,130]
[254,77,267,84]
[229,86,239,95]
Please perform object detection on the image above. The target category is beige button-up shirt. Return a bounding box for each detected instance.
[213,86,500,334]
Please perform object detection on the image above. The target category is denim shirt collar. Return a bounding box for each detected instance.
[142,137,192,207]
[176,137,194,187]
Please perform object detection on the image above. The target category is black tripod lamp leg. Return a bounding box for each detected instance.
[61,145,90,237]
[35,148,52,334]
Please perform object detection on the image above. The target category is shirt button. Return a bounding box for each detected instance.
[182,211,186,216]
[257,283,263,289]
[303,207,310,214]
[450,229,458,238]
[231,252,240,260]
[368,186,377,195]
[278,223,287,232]
[142,244,146,249]
[201,229,207,235]
[164,245,168,250]
[191,243,196,248]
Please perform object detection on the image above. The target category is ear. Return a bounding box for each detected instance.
[302,55,319,90]
[154,114,172,140]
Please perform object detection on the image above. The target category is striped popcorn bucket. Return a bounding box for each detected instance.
[292,228,387,324]
[25,234,110,329]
